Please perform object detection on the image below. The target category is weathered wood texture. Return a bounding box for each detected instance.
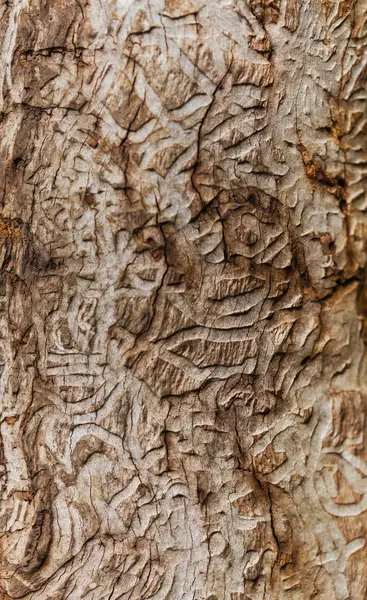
[0,0,366,598]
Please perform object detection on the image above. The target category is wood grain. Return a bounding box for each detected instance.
[0,0,366,598]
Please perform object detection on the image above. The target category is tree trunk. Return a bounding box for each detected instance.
[0,0,366,598]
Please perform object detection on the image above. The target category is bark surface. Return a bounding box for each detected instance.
[0,0,366,599]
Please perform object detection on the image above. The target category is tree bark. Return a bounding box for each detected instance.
[0,0,366,598]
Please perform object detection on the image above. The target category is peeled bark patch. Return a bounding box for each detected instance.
[0,0,366,599]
